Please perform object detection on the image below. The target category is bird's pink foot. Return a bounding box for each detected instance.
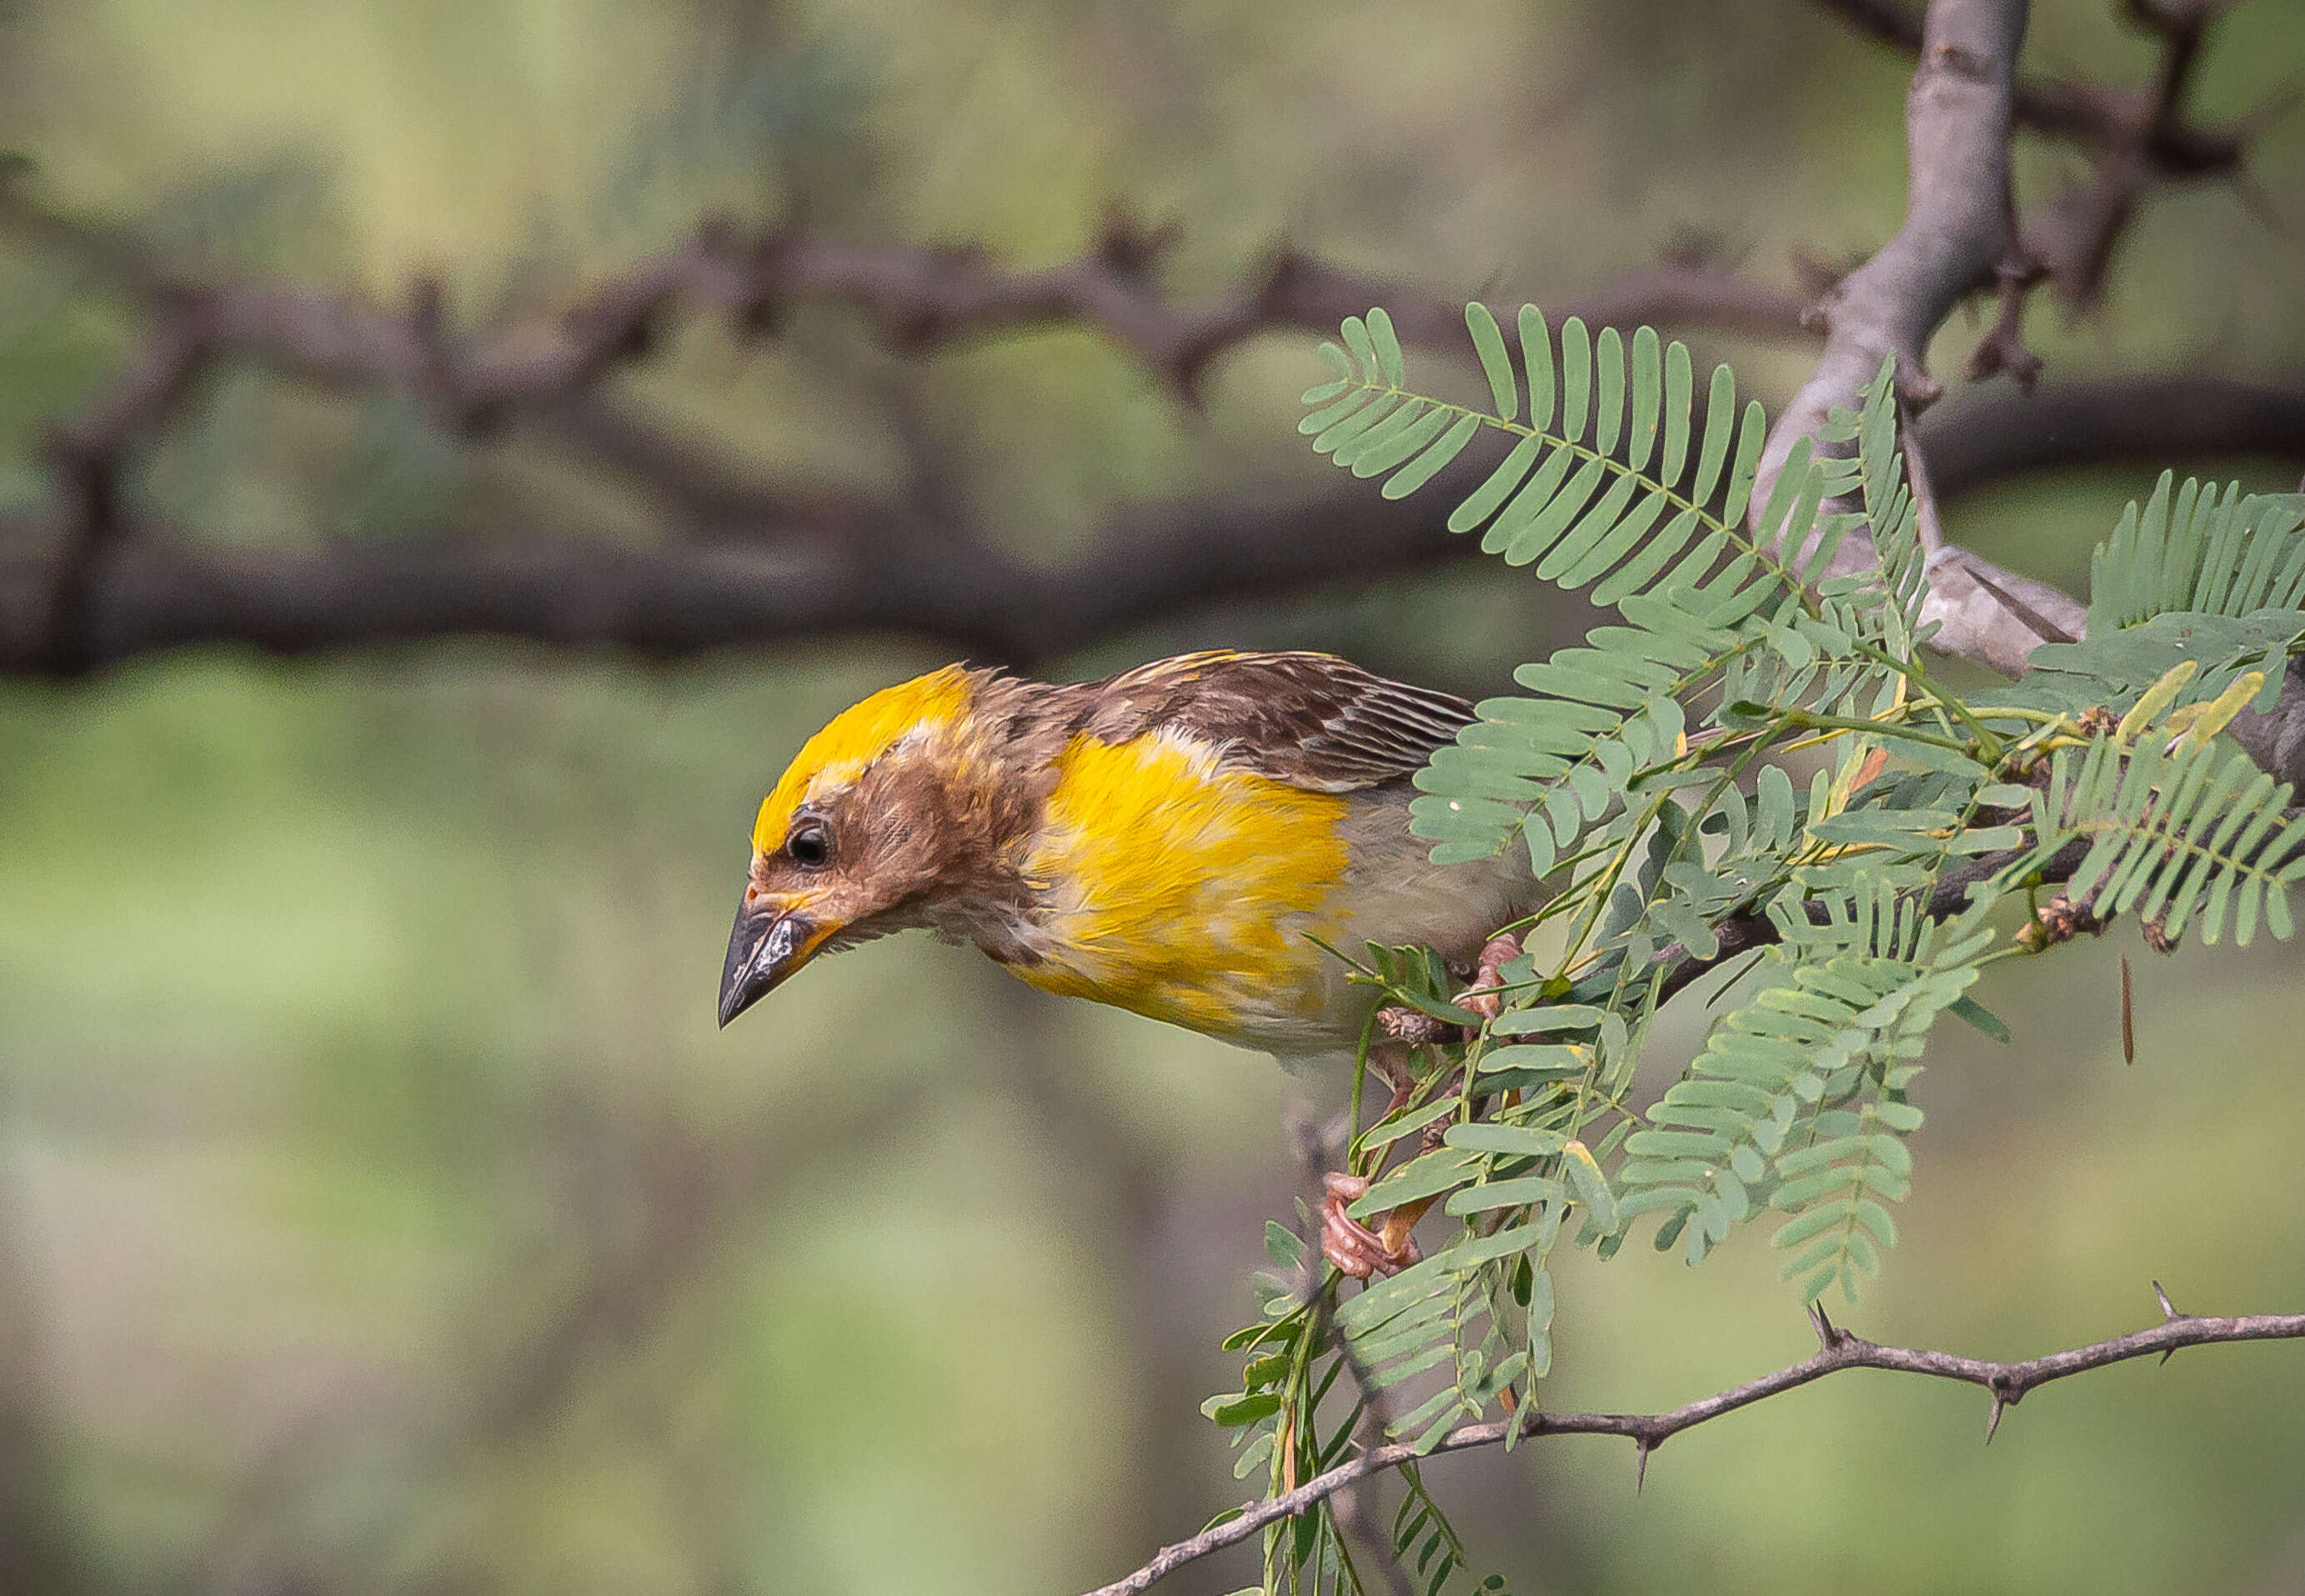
[1320,1172,1422,1278]
[1456,932,1523,1021]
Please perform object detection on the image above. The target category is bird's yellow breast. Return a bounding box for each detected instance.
[1013,729,1352,1044]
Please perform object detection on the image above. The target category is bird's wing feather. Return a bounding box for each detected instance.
[1080,651,1475,793]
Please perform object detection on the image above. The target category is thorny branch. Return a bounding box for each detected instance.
[1085,817,2305,1596]
[1778,0,2284,681]
[1817,0,2264,206]
[0,172,1814,677]
[0,183,1464,413]
[0,178,1815,419]
[1080,1289,2305,1596]
[2,0,2293,684]
[1088,819,2285,1596]
[0,371,2297,677]
[1760,0,2047,678]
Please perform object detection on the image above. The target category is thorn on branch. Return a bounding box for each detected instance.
[1954,554,2083,647]
[1809,1300,1845,1351]
[407,273,447,343]
[1789,243,1867,303]
[1634,1435,1654,1492]
[1249,243,1305,311]
[2120,953,2137,1064]
[561,282,663,368]
[33,428,119,674]
[405,273,483,433]
[729,217,793,339]
[33,296,215,675]
[1965,233,2047,388]
[1985,1372,2027,1444]
[1095,212,1181,281]
[891,243,997,350]
[692,210,739,256]
[1680,223,1761,272]
[2151,1279,2192,1361]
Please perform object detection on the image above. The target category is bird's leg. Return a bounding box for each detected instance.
[1368,1054,1465,1263]
[1368,1036,1423,1118]
[1320,1038,1430,1278]
[1320,935,1526,1280]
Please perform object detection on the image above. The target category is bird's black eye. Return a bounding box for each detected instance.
[785,820,833,868]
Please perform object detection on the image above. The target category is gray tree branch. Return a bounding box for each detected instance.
[1757,0,2030,531]
[1756,0,2087,679]
[1774,0,2288,684]
[1816,0,2261,192]
[1081,1291,2305,1596]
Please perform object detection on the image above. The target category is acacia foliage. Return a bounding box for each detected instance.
[1209,303,2305,1595]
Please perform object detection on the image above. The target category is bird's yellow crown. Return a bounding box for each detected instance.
[750,664,974,854]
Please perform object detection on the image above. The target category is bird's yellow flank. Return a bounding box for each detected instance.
[1016,729,1350,1040]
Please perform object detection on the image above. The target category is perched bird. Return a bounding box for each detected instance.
[718,650,1541,1269]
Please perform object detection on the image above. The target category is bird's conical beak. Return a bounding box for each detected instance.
[719,898,818,1028]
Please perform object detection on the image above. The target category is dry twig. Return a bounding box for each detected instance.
[1081,1289,2305,1596]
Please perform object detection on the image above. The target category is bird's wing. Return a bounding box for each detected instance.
[1081,651,1476,793]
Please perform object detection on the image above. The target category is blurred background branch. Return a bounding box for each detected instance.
[0,172,1816,678]
[4,362,2300,677]
[0,0,2296,683]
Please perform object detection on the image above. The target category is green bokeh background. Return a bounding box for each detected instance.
[3,3,2303,1593]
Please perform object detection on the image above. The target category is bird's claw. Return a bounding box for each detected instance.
[1320,1172,1422,1279]
[1454,932,1523,1021]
